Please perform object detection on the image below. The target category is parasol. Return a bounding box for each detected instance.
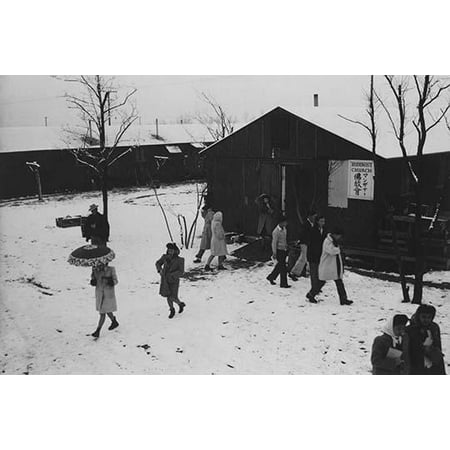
[68,244,115,267]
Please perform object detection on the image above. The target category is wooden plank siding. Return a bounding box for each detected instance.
[202,107,386,248]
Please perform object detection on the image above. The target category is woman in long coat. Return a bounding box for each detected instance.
[205,211,228,271]
[90,262,119,338]
[194,205,214,263]
[156,243,186,319]
[318,228,353,305]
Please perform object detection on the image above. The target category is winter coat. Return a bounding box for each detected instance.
[371,317,405,375]
[318,234,344,281]
[83,212,110,243]
[199,209,214,250]
[307,225,327,263]
[91,265,118,313]
[299,219,315,245]
[403,313,446,375]
[256,201,276,236]
[210,212,228,256]
[156,251,185,298]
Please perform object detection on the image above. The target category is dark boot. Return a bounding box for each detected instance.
[168,308,176,319]
[91,329,100,338]
[108,318,119,330]
[178,302,186,314]
[266,276,276,285]
[204,265,213,272]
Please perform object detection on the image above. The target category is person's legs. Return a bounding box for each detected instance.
[166,297,176,318]
[205,254,214,270]
[335,279,350,305]
[291,245,307,276]
[278,250,289,287]
[267,260,281,282]
[107,312,119,330]
[194,249,205,261]
[92,313,106,337]
[218,255,226,269]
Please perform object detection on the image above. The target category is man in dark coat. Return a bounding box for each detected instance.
[305,215,327,303]
[156,243,186,319]
[403,304,446,375]
[83,204,110,246]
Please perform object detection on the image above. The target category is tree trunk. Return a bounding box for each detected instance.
[390,214,410,302]
[412,179,424,304]
[102,168,108,223]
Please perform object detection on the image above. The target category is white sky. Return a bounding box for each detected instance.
[0,75,370,127]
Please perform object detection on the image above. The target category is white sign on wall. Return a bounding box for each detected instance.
[347,160,375,200]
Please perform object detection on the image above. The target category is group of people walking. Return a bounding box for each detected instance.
[80,198,446,377]
[265,209,352,306]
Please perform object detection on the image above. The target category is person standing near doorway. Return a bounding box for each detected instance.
[266,216,291,288]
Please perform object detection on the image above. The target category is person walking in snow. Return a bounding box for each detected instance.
[156,243,186,319]
[90,262,119,339]
[83,204,110,246]
[266,215,290,288]
[371,314,409,375]
[315,227,352,305]
[204,211,228,271]
[403,304,446,375]
[305,215,327,300]
[288,210,317,281]
[194,204,214,263]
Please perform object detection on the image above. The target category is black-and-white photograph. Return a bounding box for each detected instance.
[1,74,449,376]
[1,2,450,449]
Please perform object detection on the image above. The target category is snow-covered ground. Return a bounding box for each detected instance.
[1,182,449,374]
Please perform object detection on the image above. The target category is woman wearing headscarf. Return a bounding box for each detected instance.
[156,243,186,319]
[194,204,214,263]
[204,211,228,271]
[371,314,409,375]
[403,304,446,375]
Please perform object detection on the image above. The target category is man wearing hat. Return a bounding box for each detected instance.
[82,204,110,246]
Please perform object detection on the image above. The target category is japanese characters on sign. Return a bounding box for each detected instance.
[347,160,374,201]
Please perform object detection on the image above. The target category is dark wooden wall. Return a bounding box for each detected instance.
[0,144,206,199]
[204,108,386,247]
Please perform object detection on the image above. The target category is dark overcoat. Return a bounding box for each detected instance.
[156,254,185,298]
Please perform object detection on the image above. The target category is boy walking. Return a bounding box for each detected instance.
[266,216,290,288]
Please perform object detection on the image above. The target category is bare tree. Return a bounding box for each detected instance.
[339,75,378,154]
[61,75,138,222]
[377,75,450,304]
[195,92,235,140]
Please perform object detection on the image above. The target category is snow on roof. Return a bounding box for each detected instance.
[0,123,213,154]
[201,105,450,159]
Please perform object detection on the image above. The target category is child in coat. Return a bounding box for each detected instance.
[90,262,119,339]
[403,304,446,375]
[194,205,214,263]
[156,243,186,319]
[205,212,228,271]
[371,314,409,375]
